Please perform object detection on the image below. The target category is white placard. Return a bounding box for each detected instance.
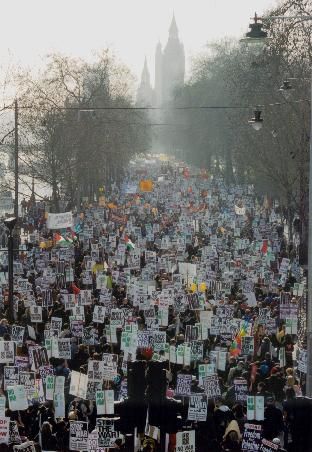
[47,211,73,229]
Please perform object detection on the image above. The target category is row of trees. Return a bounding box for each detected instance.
[1,51,151,212]
[159,0,312,253]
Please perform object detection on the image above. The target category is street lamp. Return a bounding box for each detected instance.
[242,11,312,397]
[279,79,293,99]
[4,217,17,323]
[248,108,263,131]
[240,13,270,55]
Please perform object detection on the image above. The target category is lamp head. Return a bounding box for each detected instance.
[279,80,293,99]
[240,12,270,55]
[248,109,263,131]
[4,217,17,232]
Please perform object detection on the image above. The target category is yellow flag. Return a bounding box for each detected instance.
[199,282,206,292]
[190,283,197,293]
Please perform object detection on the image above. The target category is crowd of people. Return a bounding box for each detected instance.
[0,156,309,451]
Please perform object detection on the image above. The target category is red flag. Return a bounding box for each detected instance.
[71,282,80,295]
[261,240,268,254]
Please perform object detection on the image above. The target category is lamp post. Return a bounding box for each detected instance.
[4,217,17,323]
[248,107,263,131]
[242,12,312,396]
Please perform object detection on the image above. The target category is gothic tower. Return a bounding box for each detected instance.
[136,57,153,106]
[155,14,185,106]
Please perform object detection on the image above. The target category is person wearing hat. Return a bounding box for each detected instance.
[221,419,242,451]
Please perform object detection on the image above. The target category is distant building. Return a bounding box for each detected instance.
[136,57,153,107]
[136,14,185,107]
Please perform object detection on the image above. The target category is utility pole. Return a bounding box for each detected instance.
[4,217,17,323]
[14,99,18,219]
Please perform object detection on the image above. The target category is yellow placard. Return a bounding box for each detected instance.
[139,180,153,192]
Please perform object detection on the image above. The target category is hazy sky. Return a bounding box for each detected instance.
[0,0,278,86]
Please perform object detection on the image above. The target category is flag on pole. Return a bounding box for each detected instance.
[125,236,135,250]
[53,233,73,246]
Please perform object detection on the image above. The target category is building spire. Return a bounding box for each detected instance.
[169,13,179,38]
[141,56,151,84]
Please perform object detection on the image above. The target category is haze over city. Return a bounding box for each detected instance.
[0,0,277,83]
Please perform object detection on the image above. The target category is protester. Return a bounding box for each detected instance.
[0,156,308,451]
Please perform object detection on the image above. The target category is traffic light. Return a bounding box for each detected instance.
[115,361,147,435]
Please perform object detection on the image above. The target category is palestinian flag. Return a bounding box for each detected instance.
[53,233,68,245]
[125,235,135,250]
[54,233,73,246]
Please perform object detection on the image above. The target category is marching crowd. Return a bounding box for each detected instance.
[0,156,309,451]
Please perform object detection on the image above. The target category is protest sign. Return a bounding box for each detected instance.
[13,441,36,451]
[203,375,221,399]
[30,347,49,370]
[0,341,14,363]
[187,394,207,421]
[88,360,105,382]
[69,421,88,451]
[47,211,73,229]
[30,306,42,323]
[247,395,255,420]
[255,396,264,421]
[11,326,25,345]
[110,309,123,327]
[198,363,215,385]
[54,391,65,419]
[14,356,29,369]
[7,386,28,411]
[45,375,55,400]
[176,430,195,452]
[241,423,262,451]
[87,429,103,452]
[259,438,279,451]
[0,417,10,444]
[175,374,192,396]
[234,379,248,403]
[102,354,118,381]
[51,317,62,332]
[39,366,54,385]
[298,349,307,373]
[19,372,36,403]
[185,325,200,342]
[139,179,153,192]
[4,366,19,390]
[241,336,254,356]
[9,421,21,445]
[96,390,114,415]
[96,418,120,448]
[137,331,150,348]
[152,331,166,352]
[93,305,105,323]
[69,371,88,399]
[57,338,71,359]
[70,320,84,337]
